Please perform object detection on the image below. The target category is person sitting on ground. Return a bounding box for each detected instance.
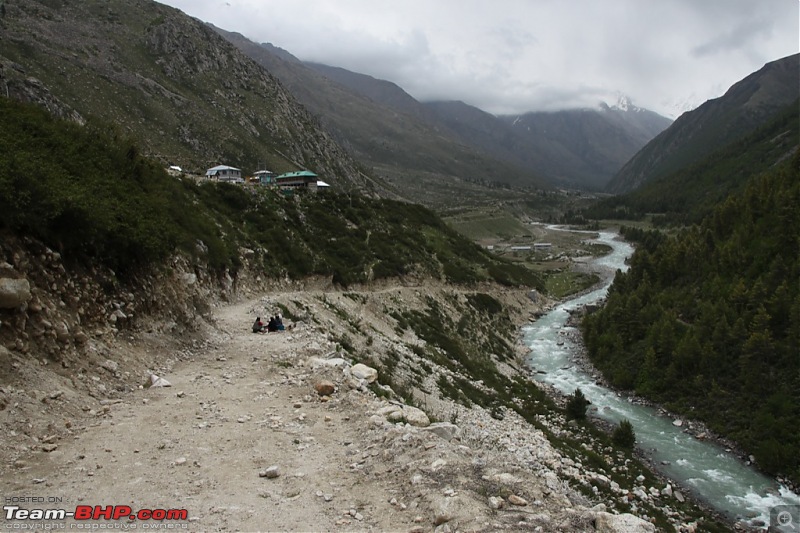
[267,316,278,332]
[252,316,266,333]
[275,315,285,331]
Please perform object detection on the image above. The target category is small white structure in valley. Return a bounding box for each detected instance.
[205,165,243,183]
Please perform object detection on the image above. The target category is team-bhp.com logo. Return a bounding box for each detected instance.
[4,505,188,527]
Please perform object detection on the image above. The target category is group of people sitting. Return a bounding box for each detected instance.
[252,315,287,333]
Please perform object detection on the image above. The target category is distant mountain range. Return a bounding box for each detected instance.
[607,53,800,194]
[219,29,673,191]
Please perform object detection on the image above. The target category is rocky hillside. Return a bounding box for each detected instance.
[0,228,726,531]
[0,0,371,190]
[607,53,800,194]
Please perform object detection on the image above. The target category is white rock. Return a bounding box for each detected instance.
[101,360,119,373]
[402,406,430,427]
[431,459,447,472]
[149,374,172,388]
[308,357,349,369]
[54,322,70,343]
[593,512,656,532]
[259,466,280,479]
[491,472,523,484]
[421,422,460,442]
[0,278,31,308]
[350,363,378,383]
[488,496,504,510]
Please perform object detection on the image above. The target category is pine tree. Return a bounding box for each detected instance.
[613,419,636,449]
[566,388,588,420]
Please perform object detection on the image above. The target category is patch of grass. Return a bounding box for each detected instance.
[543,271,600,298]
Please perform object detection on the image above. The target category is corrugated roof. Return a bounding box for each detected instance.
[206,165,240,172]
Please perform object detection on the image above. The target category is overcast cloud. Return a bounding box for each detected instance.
[157,0,798,117]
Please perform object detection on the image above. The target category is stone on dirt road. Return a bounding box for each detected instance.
[149,374,172,388]
[314,380,336,396]
[259,466,280,479]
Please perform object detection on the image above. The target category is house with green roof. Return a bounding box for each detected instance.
[275,170,320,191]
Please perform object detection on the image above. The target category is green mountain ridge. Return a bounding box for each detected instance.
[582,99,800,224]
[0,96,542,290]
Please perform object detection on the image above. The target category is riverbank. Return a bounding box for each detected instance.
[522,228,799,530]
[564,317,799,497]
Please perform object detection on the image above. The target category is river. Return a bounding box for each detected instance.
[522,228,800,528]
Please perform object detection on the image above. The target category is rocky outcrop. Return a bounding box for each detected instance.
[0,277,31,309]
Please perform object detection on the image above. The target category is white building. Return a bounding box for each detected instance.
[205,165,243,183]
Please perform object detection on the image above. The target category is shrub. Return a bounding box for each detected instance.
[566,388,589,420]
[613,419,636,449]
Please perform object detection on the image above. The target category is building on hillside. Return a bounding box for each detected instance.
[275,170,319,191]
[316,180,331,192]
[533,242,552,249]
[205,165,243,183]
[252,170,276,185]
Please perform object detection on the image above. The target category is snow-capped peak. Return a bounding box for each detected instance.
[597,93,642,113]
[614,94,633,111]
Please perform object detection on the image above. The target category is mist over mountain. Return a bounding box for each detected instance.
[421,98,672,190]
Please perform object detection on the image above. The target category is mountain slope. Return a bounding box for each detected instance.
[591,100,799,224]
[217,29,551,206]
[0,0,369,190]
[607,53,800,193]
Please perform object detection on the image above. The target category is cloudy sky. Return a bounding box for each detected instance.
[158,0,798,117]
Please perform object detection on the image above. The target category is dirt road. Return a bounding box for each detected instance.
[2,297,435,532]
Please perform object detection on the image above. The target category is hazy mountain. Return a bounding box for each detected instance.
[218,28,552,206]
[583,99,799,224]
[303,60,672,190]
[607,53,800,194]
[424,97,672,190]
[0,0,373,191]
[305,62,427,120]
